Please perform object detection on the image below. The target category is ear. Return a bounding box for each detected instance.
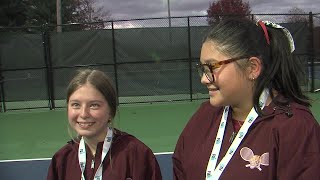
[247,57,262,80]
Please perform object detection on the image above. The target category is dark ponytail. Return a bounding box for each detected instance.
[253,25,310,113]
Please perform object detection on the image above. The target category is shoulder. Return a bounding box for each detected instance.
[289,102,319,133]
[113,129,155,154]
[291,102,318,122]
[273,102,319,130]
[174,101,223,146]
[183,100,222,130]
[189,100,221,120]
[47,141,77,180]
[267,101,320,145]
[198,100,217,112]
[51,140,78,162]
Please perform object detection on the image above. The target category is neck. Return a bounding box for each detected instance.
[83,137,99,156]
[82,127,110,156]
[231,105,251,121]
[231,95,273,121]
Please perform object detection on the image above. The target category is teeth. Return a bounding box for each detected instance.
[78,122,94,126]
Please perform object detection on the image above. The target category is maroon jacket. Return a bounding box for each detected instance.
[173,100,320,180]
[47,129,162,180]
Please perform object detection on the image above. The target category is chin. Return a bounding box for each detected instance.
[76,130,94,137]
[209,98,224,107]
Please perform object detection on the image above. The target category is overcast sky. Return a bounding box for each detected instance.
[96,0,320,20]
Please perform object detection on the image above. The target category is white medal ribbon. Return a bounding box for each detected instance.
[206,89,269,180]
[78,127,113,180]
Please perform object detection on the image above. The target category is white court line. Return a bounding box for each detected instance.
[154,151,173,155]
[0,158,52,163]
[0,152,174,163]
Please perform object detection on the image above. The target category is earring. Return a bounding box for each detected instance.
[107,119,112,126]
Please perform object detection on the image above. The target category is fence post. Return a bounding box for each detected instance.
[187,17,193,101]
[41,23,55,109]
[0,61,6,112]
[111,21,120,103]
[308,12,315,92]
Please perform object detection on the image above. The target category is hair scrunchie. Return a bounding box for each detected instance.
[257,20,295,52]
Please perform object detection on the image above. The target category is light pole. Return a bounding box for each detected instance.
[167,0,171,27]
[56,0,62,32]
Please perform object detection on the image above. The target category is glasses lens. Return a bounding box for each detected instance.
[196,64,214,82]
[196,64,203,77]
[204,66,213,82]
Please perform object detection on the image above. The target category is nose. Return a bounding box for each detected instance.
[80,106,90,119]
[200,73,211,84]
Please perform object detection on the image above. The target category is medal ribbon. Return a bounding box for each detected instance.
[206,89,269,180]
[78,127,113,180]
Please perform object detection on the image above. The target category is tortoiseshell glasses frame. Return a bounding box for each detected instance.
[196,56,250,82]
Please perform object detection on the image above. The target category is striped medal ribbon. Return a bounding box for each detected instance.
[206,89,269,180]
[78,127,113,180]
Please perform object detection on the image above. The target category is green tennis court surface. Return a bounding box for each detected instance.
[0,100,203,160]
[0,93,319,161]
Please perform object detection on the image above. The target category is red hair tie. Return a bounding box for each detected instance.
[257,21,270,45]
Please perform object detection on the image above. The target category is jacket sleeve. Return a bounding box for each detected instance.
[46,156,58,180]
[172,133,186,180]
[172,101,213,180]
[276,113,320,180]
[131,143,162,180]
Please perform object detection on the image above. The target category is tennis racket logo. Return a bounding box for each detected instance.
[240,147,269,171]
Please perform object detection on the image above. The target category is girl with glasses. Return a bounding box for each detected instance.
[173,18,320,180]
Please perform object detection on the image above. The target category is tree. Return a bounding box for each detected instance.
[70,0,111,30]
[24,0,61,26]
[72,0,110,23]
[0,0,111,29]
[285,7,308,23]
[0,0,28,27]
[207,0,251,25]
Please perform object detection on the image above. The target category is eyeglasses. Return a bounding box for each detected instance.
[196,56,249,82]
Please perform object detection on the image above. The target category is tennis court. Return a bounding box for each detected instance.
[0,94,319,180]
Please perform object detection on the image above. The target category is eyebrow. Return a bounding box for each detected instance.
[68,99,104,103]
[202,58,219,64]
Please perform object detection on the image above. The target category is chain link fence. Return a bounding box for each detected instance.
[0,13,319,112]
